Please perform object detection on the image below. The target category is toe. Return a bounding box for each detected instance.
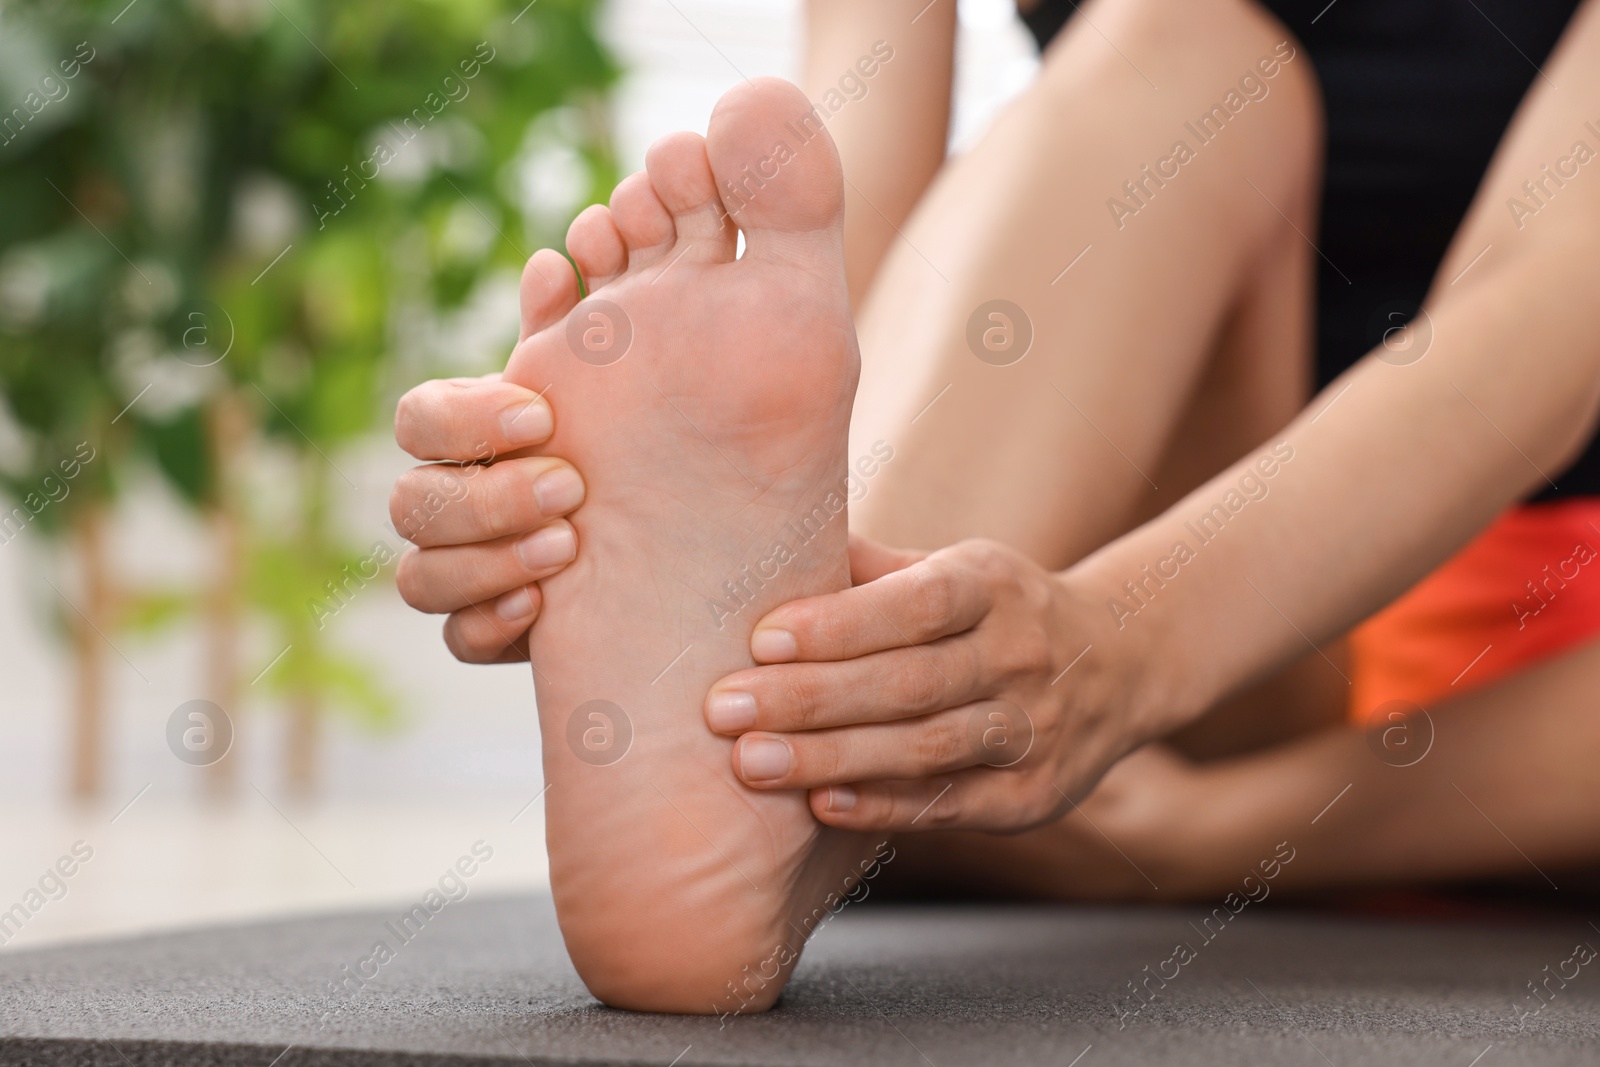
[643,131,736,263]
[566,204,628,292]
[608,171,676,268]
[519,248,581,342]
[706,77,845,250]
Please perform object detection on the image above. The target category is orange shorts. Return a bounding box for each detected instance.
[1349,499,1600,721]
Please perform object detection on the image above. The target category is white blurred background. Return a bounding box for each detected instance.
[0,0,1036,951]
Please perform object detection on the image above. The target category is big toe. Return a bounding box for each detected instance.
[707,77,844,245]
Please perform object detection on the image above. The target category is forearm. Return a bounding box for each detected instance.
[1090,244,1600,734]
[1075,0,1600,735]
[1187,638,1600,891]
[803,0,955,305]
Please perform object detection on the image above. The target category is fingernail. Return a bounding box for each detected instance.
[495,586,534,620]
[826,785,857,813]
[516,524,576,570]
[706,690,757,733]
[739,738,791,782]
[499,400,552,446]
[750,628,797,663]
[533,467,585,515]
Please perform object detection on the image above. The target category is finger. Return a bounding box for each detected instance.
[807,768,1064,834]
[731,705,989,790]
[705,639,986,734]
[441,587,540,664]
[847,533,925,585]
[390,456,585,547]
[394,377,555,460]
[749,551,990,664]
[396,520,576,612]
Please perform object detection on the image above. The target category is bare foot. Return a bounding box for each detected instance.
[503,78,879,1014]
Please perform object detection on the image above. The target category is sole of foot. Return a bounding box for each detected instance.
[503,77,886,1015]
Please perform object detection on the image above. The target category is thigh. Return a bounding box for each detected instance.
[848,0,1323,570]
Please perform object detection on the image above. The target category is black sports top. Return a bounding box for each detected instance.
[1022,0,1595,500]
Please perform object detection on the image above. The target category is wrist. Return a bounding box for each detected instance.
[1054,552,1206,749]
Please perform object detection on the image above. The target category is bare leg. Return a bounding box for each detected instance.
[883,629,1600,903]
[845,0,1347,749]
[518,0,1330,1004]
[513,80,878,1013]
[850,0,1321,570]
[886,0,1600,897]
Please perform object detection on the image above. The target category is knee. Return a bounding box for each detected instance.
[1034,0,1322,162]
[1232,0,1323,174]
[1064,0,1321,202]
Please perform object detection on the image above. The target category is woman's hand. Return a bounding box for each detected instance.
[390,373,585,664]
[704,533,1153,832]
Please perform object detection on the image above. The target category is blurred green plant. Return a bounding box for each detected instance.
[0,0,618,798]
